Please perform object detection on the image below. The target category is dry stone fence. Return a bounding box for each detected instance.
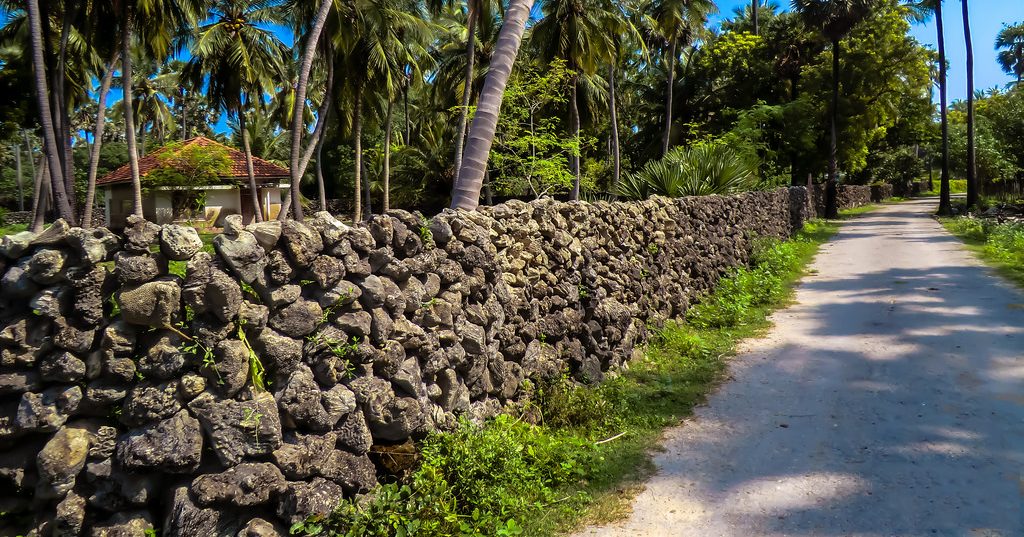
[0,185,871,536]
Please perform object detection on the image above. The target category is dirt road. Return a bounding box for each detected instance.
[574,198,1024,537]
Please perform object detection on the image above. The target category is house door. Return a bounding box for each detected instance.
[240,188,255,225]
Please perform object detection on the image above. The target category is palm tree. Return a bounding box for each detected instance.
[932,0,952,215]
[961,0,977,209]
[282,0,334,221]
[753,0,760,34]
[23,0,75,222]
[792,0,874,219]
[996,23,1024,85]
[186,0,288,222]
[336,0,433,221]
[649,0,717,156]
[117,0,204,218]
[82,50,121,228]
[532,0,618,199]
[451,0,535,210]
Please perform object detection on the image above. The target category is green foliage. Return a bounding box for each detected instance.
[490,60,589,197]
[618,141,757,200]
[942,217,1024,287]
[143,141,232,188]
[866,146,925,191]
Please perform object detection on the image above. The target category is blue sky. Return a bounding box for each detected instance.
[712,0,1024,102]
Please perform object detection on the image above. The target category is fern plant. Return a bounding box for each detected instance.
[618,142,757,200]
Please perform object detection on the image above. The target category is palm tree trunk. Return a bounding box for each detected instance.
[14,144,24,212]
[825,37,840,219]
[753,0,759,35]
[569,76,581,200]
[25,0,74,222]
[384,100,393,212]
[83,50,120,228]
[962,0,978,209]
[451,0,536,210]
[299,52,334,178]
[31,160,49,233]
[453,0,478,188]
[121,5,144,218]
[239,103,264,223]
[609,65,621,196]
[55,1,79,222]
[662,38,678,157]
[284,0,334,221]
[353,82,363,222]
[404,72,411,143]
[936,0,951,215]
[315,129,327,211]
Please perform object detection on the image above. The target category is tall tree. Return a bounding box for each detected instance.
[533,0,617,199]
[961,0,977,208]
[650,0,717,156]
[793,0,875,218]
[451,0,536,210]
[996,23,1024,85]
[934,0,952,215]
[82,51,121,228]
[186,0,288,222]
[24,0,74,221]
[283,0,334,221]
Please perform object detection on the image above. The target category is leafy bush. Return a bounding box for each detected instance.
[618,142,757,200]
[144,141,232,188]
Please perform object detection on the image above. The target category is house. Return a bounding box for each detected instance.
[98,136,290,228]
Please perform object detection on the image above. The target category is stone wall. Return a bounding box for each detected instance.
[809,184,872,215]
[0,186,851,536]
[871,184,894,203]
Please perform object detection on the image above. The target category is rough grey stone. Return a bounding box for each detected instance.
[248,220,282,252]
[123,215,161,252]
[27,248,70,284]
[191,462,287,507]
[36,425,92,500]
[90,510,154,537]
[116,409,203,473]
[161,224,204,261]
[334,410,374,454]
[121,381,182,426]
[275,477,344,525]
[280,221,324,268]
[118,279,181,327]
[16,385,82,432]
[268,298,322,338]
[188,390,282,466]
[214,231,266,283]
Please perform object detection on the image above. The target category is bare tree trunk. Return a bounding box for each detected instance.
[662,37,677,157]
[83,51,120,228]
[25,0,74,222]
[962,0,978,209]
[300,53,334,180]
[239,100,264,223]
[825,38,840,219]
[383,100,393,212]
[451,0,535,210]
[315,130,327,211]
[404,71,411,143]
[31,160,48,232]
[569,75,581,200]
[121,4,144,218]
[353,82,363,222]
[752,0,759,35]
[453,0,478,189]
[284,0,334,221]
[936,0,951,215]
[608,65,621,196]
[55,1,80,222]
[14,144,24,212]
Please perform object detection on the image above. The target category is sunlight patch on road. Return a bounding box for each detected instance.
[724,473,870,514]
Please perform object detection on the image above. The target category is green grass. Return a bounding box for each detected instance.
[917,178,968,197]
[940,217,1024,288]
[168,232,217,277]
[296,216,843,537]
[0,223,28,237]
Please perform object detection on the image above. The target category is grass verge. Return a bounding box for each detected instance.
[939,217,1024,288]
[294,213,849,537]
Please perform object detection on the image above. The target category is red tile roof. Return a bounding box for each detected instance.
[97,136,289,187]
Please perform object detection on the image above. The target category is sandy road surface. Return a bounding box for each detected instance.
[574,198,1024,537]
